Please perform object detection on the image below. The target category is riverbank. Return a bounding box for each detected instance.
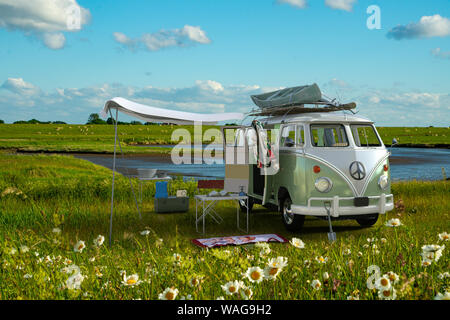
[0,124,448,155]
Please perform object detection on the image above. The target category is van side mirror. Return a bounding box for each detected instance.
[391,138,398,147]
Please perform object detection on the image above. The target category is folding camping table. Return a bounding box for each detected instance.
[194,194,249,234]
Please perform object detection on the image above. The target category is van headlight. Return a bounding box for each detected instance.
[315,177,332,193]
[378,175,389,190]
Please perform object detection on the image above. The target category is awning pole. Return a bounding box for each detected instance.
[116,129,142,220]
[109,108,118,247]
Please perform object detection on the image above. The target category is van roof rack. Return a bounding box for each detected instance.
[249,102,356,117]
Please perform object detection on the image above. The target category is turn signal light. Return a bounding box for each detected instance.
[313,166,321,173]
[383,164,389,172]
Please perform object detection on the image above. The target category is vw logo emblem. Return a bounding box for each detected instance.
[349,161,366,180]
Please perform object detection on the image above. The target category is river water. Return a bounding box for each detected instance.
[73,146,450,181]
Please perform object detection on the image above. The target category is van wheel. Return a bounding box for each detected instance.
[239,196,254,213]
[281,196,305,232]
[355,214,379,227]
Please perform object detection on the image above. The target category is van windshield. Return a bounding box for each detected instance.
[350,124,382,147]
[310,124,349,147]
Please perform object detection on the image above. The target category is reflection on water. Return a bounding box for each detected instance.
[75,147,450,181]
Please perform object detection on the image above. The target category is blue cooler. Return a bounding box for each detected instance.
[155,181,168,199]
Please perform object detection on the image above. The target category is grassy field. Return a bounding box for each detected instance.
[0,153,449,300]
[0,124,448,155]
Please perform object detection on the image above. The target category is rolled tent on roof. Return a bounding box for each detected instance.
[250,83,324,109]
[100,97,244,125]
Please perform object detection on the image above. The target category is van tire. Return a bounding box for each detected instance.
[239,196,254,213]
[281,195,305,232]
[355,214,379,227]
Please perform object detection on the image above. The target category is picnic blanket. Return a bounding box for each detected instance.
[192,234,288,248]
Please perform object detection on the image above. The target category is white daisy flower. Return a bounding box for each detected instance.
[189,276,203,287]
[386,272,399,284]
[434,291,450,300]
[158,287,179,300]
[24,274,33,279]
[216,296,225,300]
[304,259,311,268]
[311,279,321,290]
[140,230,151,236]
[122,273,142,287]
[239,285,253,300]
[74,240,86,253]
[385,218,401,227]
[438,232,449,242]
[375,275,391,291]
[421,244,445,262]
[44,255,53,264]
[94,235,105,247]
[343,248,351,255]
[66,272,84,290]
[221,280,242,295]
[52,227,61,234]
[421,259,432,267]
[378,288,397,300]
[438,272,450,279]
[323,272,330,281]
[173,253,182,264]
[244,267,264,283]
[347,294,360,300]
[20,245,29,253]
[315,256,328,264]
[290,238,305,249]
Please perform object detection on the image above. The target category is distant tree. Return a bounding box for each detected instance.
[87,113,107,124]
[144,122,155,125]
[130,120,142,125]
[13,120,28,124]
[52,121,67,124]
[107,117,114,125]
[0,120,4,124]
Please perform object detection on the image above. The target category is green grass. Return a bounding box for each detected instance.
[0,153,449,300]
[0,124,448,155]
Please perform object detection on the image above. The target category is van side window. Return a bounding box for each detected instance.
[297,125,305,147]
[310,124,349,147]
[281,125,296,148]
[351,124,382,147]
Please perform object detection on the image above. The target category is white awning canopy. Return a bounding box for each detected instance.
[100,97,244,125]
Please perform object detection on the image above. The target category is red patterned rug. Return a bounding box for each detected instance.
[192,233,288,248]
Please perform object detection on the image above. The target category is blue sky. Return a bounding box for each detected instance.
[0,0,449,126]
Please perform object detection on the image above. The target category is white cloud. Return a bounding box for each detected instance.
[180,25,211,44]
[1,78,448,126]
[387,15,450,40]
[325,0,357,12]
[431,48,450,60]
[0,0,91,49]
[276,0,308,9]
[114,25,211,52]
[42,32,66,50]
[1,78,40,96]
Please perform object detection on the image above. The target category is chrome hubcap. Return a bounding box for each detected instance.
[283,200,294,225]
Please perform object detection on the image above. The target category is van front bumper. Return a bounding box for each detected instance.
[290,194,394,218]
